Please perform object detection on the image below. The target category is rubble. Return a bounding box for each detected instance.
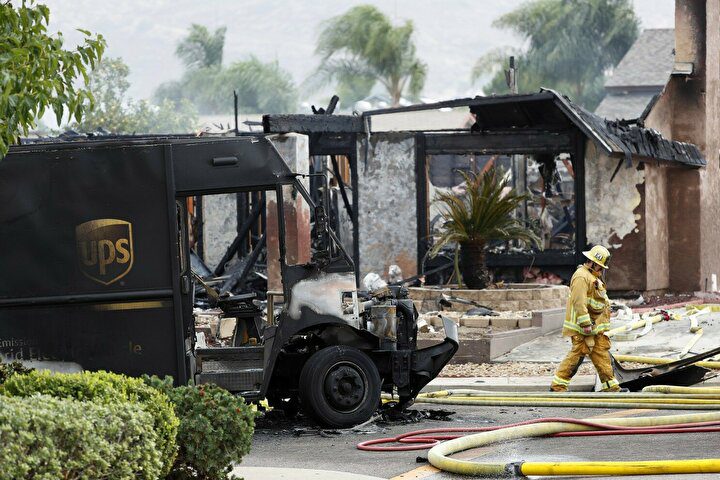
[218,317,237,340]
[522,267,564,285]
[194,308,237,347]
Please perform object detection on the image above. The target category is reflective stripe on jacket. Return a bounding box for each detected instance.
[562,264,611,337]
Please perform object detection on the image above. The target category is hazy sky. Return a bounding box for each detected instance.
[42,0,675,105]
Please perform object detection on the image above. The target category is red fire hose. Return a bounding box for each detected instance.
[357,417,720,452]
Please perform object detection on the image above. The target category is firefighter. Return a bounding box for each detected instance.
[550,245,623,392]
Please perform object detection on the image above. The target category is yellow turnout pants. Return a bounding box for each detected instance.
[551,333,620,392]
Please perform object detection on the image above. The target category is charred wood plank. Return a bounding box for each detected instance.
[221,233,266,293]
[425,132,573,155]
[310,133,356,156]
[330,155,353,219]
[263,114,363,134]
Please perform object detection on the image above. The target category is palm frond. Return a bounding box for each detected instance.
[430,168,541,256]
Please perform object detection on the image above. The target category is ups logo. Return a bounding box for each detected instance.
[76,219,134,285]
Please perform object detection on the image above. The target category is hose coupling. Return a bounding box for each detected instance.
[505,461,525,476]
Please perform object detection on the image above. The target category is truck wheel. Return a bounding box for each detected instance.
[299,346,381,428]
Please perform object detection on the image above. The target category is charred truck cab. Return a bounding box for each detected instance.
[0,135,457,427]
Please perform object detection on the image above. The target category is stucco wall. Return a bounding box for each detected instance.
[584,142,644,248]
[700,0,720,292]
[357,133,417,280]
[643,163,670,291]
[584,141,647,291]
[642,0,718,292]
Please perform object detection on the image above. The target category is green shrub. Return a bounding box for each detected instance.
[0,361,32,384]
[2,370,179,476]
[145,376,255,480]
[0,394,162,480]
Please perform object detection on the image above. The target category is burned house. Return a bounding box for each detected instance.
[259,88,704,293]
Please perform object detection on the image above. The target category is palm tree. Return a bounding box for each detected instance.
[430,170,540,289]
[471,0,638,110]
[156,25,298,114]
[313,5,427,106]
[176,24,227,70]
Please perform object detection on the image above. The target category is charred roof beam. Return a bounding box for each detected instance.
[263,114,364,134]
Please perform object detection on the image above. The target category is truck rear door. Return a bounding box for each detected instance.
[0,142,188,381]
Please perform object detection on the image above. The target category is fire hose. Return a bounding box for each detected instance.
[614,354,720,369]
[361,388,720,476]
[358,416,720,452]
[426,411,720,477]
[408,388,720,410]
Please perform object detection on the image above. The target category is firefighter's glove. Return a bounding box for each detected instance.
[582,325,593,335]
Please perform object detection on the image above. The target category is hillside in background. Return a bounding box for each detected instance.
[43,0,674,111]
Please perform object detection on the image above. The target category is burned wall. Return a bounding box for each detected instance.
[357,133,417,281]
[584,141,647,291]
[202,194,237,270]
[584,141,644,247]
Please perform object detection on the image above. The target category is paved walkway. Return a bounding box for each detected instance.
[497,307,720,363]
[426,374,597,391]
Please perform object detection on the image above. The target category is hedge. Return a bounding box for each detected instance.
[0,361,32,384]
[1,370,179,477]
[0,394,162,480]
[144,376,256,480]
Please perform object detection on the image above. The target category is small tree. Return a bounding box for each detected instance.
[313,5,427,106]
[430,170,540,289]
[155,24,298,114]
[75,57,198,134]
[0,0,105,158]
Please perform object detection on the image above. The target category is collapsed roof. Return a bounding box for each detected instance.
[266,89,704,168]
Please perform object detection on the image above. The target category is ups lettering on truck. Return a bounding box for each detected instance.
[76,219,134,285]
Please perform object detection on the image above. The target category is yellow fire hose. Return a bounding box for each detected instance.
[427,410,720,477]
[613,354,720,369]
[415,389,720,410]
[606,313,673,338]
[643,385,720,394]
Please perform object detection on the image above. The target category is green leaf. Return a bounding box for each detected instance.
[429,168,540,258]
[54,103,63,126]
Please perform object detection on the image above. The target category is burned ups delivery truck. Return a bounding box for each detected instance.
[0,135,457,427]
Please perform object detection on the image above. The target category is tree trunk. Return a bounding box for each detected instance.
[459,241,492,289]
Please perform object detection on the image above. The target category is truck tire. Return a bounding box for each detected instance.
[299,346,381,428]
